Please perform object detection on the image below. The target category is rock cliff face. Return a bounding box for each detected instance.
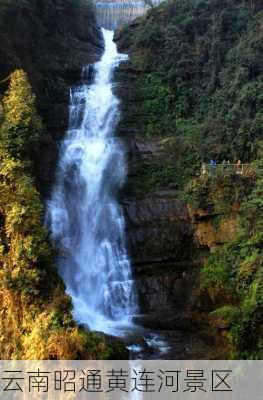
[0,0,103,196]
[118,129,232,357]
[188,206,239,251]
[121,138,197,318]
[114,59,195,323]
[114,36,241,357]
[121,134,239,310]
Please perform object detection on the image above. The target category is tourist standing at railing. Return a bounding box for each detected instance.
[201,162,207,176]
[200,160,253,178]
[236,160,242,174]
[210,159,217,175]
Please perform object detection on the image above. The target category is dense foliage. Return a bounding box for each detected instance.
[0,0,261,360]
[0,0,129,360]
[0,70,120,359]
[201,159,262,358]
[117,0,263,189]
[0,0,102,196]
[117,0,262,358]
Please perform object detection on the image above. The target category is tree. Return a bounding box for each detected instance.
[0,69,42,160]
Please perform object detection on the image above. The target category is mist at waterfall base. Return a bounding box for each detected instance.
[47,29,139,337]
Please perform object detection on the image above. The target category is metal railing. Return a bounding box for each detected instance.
[200,163,254,177]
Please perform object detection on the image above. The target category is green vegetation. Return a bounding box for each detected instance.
[185,172,254,212]
[127,161,176,194]
[0,0,129,360]
[117,0,262,190]
[0,70,121,359]
[0,0,261,360]
[0,0,101,196]
[117,0,262,358]
[0,69,42,160]
[184,159,262,358]
[201,159,262,358]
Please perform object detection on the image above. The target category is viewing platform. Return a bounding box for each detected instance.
[200,162,255,178]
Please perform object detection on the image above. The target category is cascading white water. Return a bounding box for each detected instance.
[47,29,138,335]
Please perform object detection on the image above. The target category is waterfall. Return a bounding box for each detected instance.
[46,29,138,336]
